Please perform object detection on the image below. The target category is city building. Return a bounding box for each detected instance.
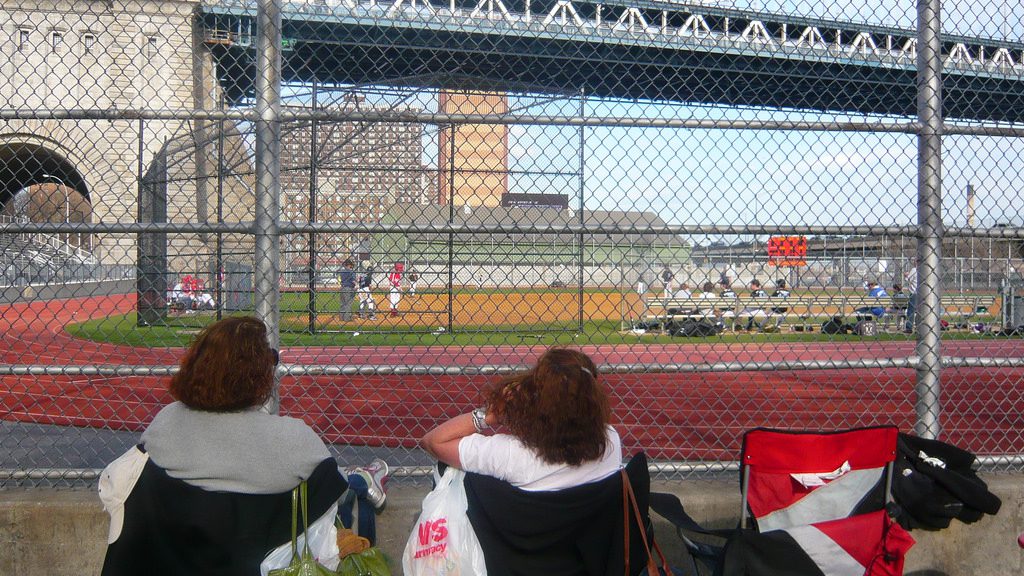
[279,96,430,275]
[437,90,509,207]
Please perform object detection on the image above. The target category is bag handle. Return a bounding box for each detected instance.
[622,471,630,576]
[287,485,300,562]
[299,480,314,559]
[621,470,669,576]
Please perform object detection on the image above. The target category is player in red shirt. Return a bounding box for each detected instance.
[387,263,404,317]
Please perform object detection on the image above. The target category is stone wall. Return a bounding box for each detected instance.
[2,474,1021,575]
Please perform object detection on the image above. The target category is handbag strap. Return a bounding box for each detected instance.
[288,485,300,560]
[299,480,313,558]
[621,470,669,575]
[622,471,630,576]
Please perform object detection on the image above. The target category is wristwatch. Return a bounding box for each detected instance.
[471,407,490,432]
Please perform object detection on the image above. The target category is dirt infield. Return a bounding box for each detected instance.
[295,290,644,328]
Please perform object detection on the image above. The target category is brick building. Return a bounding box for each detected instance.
[279,97,431,270]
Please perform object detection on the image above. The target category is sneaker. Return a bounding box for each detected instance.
[343,458,389,510]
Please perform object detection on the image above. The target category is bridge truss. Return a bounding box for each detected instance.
[202,0,1024,121]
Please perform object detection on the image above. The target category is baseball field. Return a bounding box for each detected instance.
[3,289,1022,464]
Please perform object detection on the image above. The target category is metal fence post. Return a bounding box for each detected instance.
[914,0,944,439]
[216,94,225,321]
[307,81,319,334]
[578,89,586,333]
[255,0,283,411]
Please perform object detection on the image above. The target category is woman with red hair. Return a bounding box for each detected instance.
[422,347,621,489]
[100,317,386,576]
[146,316,335,493]
[421,348,640,576]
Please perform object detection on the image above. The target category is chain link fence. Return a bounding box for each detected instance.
[2,0,1024,486]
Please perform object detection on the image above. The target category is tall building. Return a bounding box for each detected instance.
[437,91,509,207]
[279,96,429,269]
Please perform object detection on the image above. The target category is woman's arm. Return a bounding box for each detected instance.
[421,410,498,468]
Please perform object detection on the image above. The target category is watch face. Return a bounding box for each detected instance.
[472,408,488,431]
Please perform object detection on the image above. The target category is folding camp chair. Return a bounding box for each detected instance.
[650,426,915,576]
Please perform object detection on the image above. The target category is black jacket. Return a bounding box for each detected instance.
[102,456,346,576]
[891,433,1001,530]
[463,452,652,576]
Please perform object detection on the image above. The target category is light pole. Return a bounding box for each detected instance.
[41,174,70,247]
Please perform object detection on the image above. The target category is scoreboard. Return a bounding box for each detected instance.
[767,236,807,266]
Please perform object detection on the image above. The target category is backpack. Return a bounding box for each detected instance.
[670,320,722,337]
[822,316,845,334]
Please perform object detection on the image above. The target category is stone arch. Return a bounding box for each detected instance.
[0,134,91,205]
[0,134,94,248]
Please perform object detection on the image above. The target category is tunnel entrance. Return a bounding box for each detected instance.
[0,142,93,249]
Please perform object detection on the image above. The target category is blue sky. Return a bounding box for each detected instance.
[501,0,1024,234]
[279,0,1024,240]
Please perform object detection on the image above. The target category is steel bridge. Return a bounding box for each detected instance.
[200,0,1024,121]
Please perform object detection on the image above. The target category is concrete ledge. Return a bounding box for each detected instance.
[2,474,1021,575]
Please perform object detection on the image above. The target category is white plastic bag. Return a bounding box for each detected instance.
[402,467,488,576]
[260,503,340,576]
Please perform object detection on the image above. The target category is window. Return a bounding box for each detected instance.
[17,29,29,52]
[82,33,96,54]
[51,30,63,52]
[145,35,158,57]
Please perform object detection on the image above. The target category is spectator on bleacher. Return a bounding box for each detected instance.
[856,281,889,318]
[766,279,792,329]
[661,267,675,298]
[741,279,769,330]
[904,263,918,333]
[748,279,767,298]
[889,282,911,333]
[673,283,692,299]
[718,281,737,320]
[698,281,718,299]
[772,279,791,299]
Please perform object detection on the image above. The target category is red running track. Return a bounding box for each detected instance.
[2,294,1023,461]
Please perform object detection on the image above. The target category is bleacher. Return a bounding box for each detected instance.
[0,220,103,287]
[642,292,998,335]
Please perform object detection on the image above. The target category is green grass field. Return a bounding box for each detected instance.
[65,311,1003,348]
[64,288,1004,348]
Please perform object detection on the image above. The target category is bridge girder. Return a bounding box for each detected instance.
[200,3,1024,122]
